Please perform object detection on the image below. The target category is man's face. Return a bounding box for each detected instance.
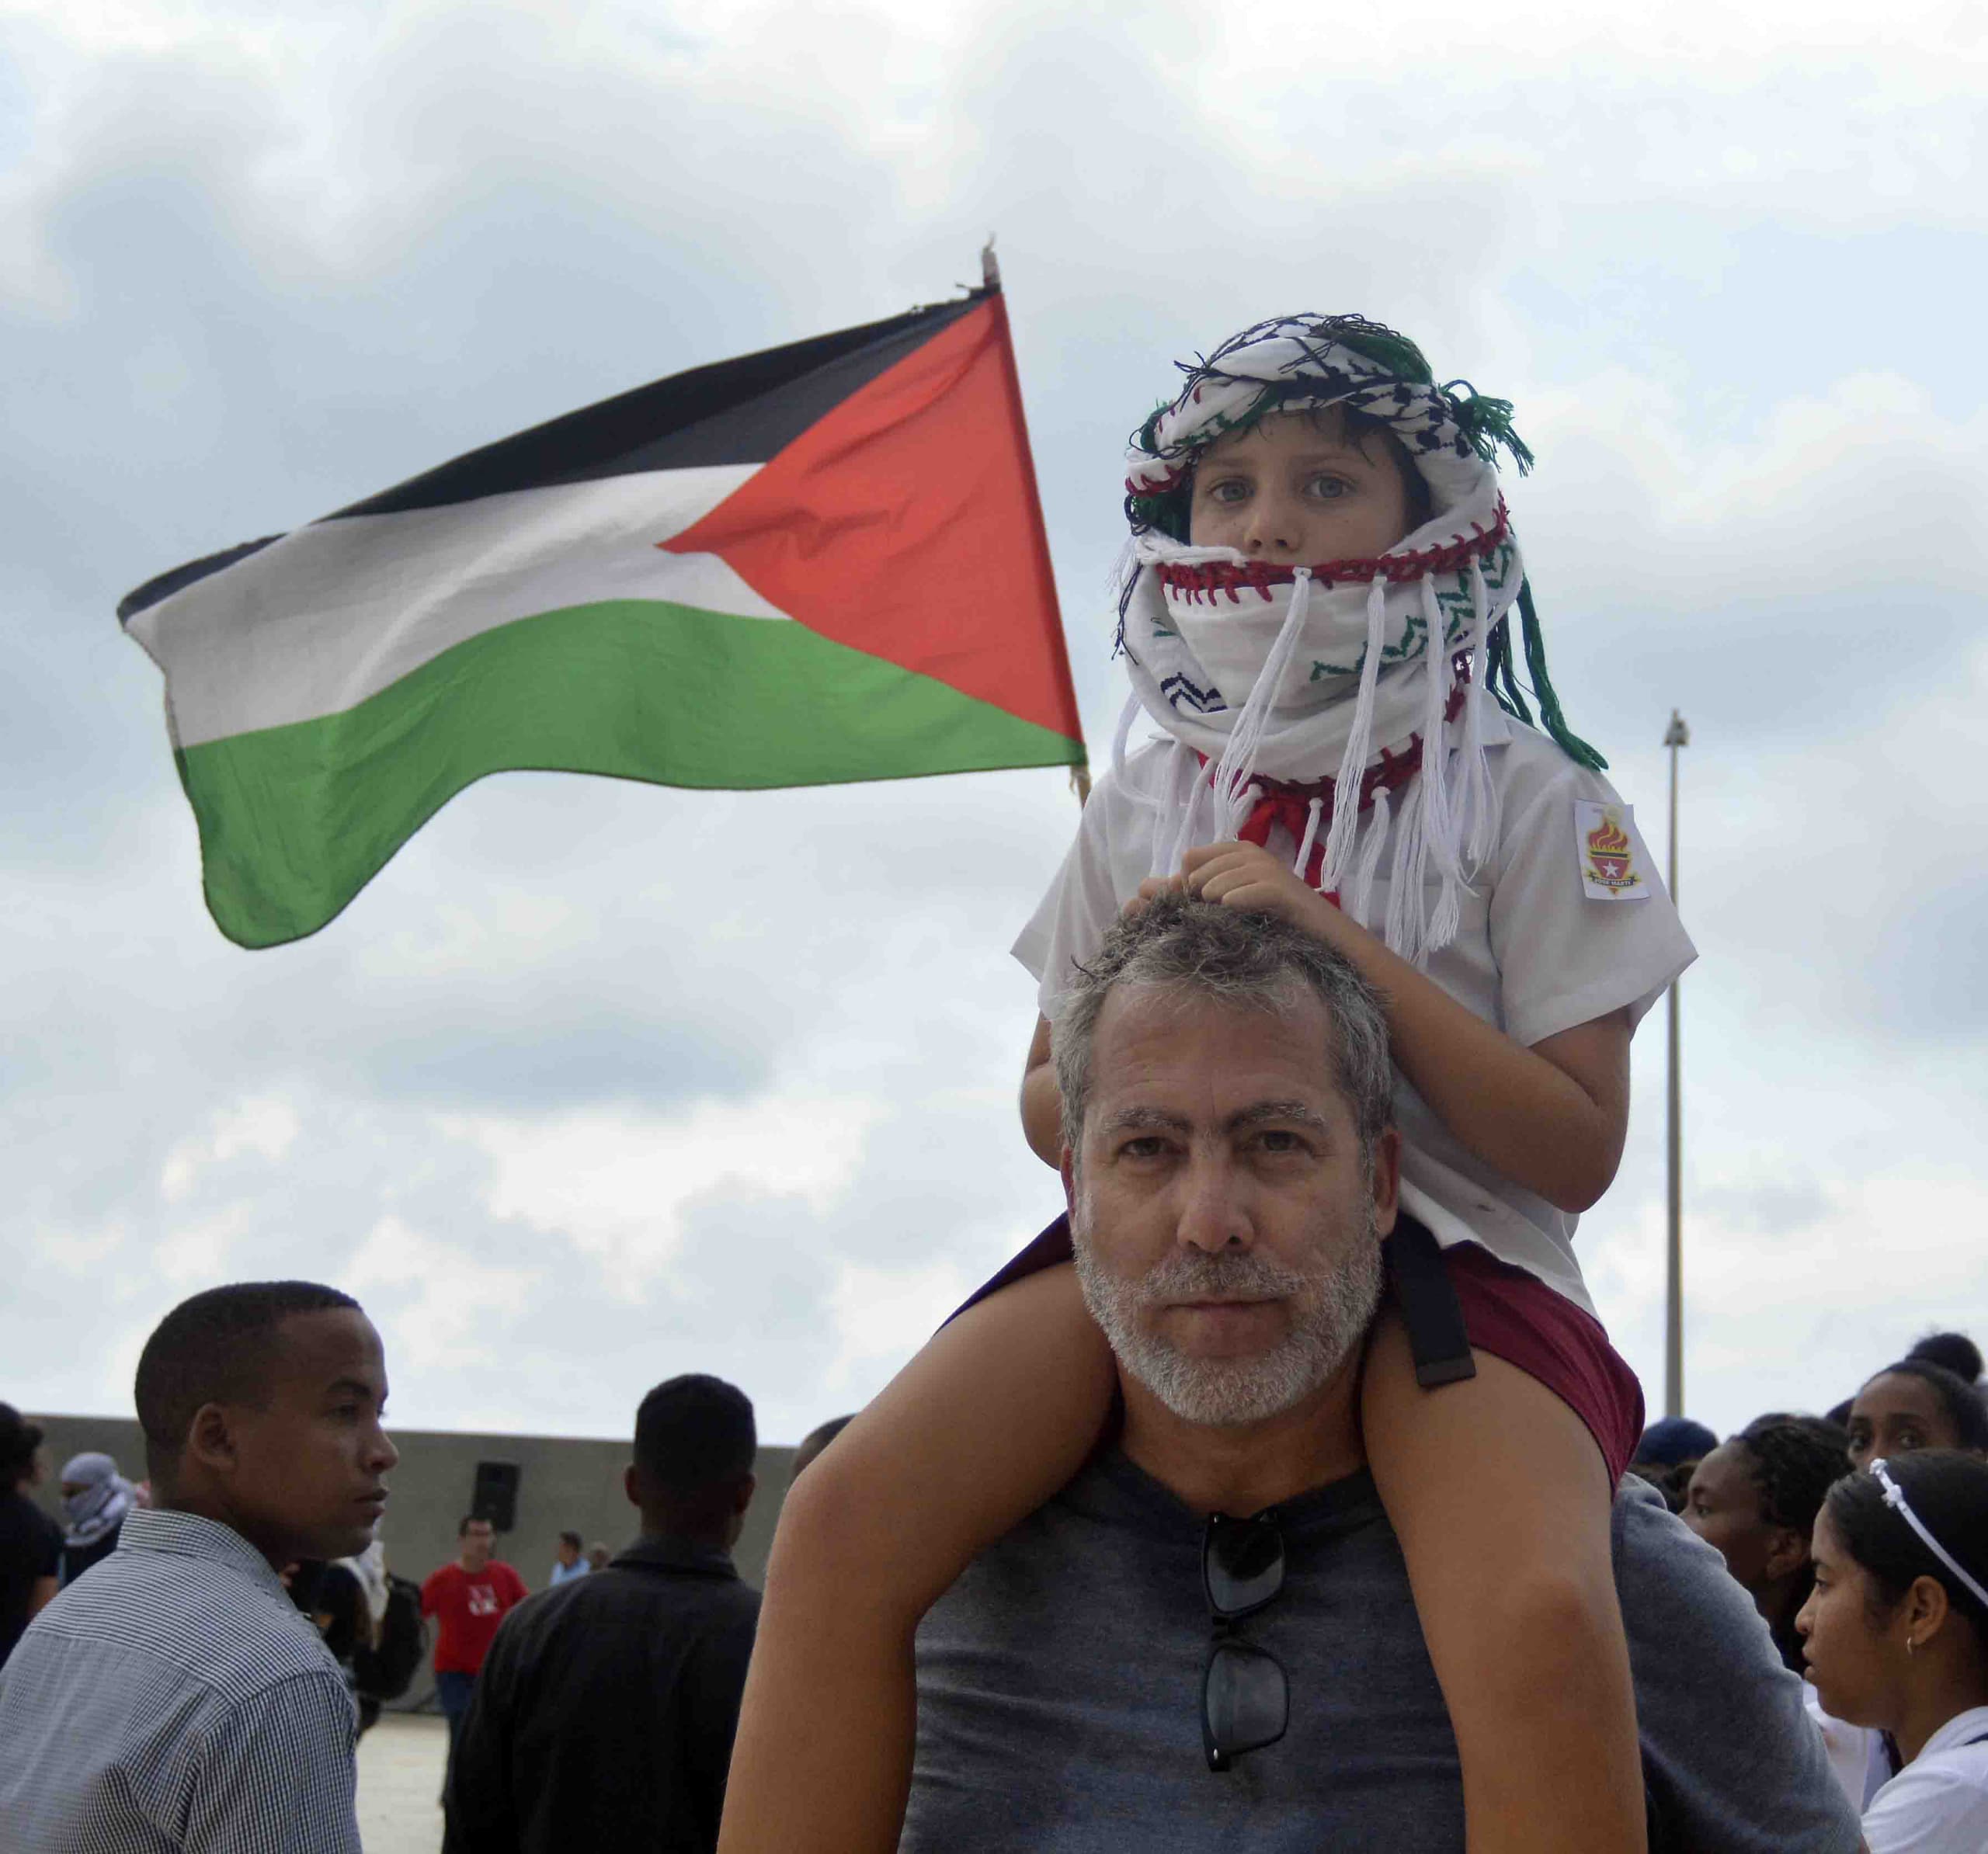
[1064,985,1396,1427]
[461,1519,495,1569]
[222,1310,398,1564]
[555,1537,579,1567]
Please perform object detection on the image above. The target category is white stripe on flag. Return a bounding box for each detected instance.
[128,464,777,748]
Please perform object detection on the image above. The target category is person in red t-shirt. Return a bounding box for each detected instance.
[422,1515,527,1792]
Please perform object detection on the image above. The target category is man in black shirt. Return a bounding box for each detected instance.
[0,1405,61,1669]
[443,1375,761,1854]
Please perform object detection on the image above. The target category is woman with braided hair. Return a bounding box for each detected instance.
[1684,1416,1889,1808]
[1799,1451,1988,1849]
[724,316,1696,1854]
[1684,1415,1855,1672]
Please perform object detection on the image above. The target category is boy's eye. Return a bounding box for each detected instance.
[1305,474,1353,500]
[1203,477,1249,505]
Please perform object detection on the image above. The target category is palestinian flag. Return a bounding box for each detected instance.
[119,285,1085,949]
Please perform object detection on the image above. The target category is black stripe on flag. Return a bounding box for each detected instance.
[120,291,988,625]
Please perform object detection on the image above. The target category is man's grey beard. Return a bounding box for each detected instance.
[1072,1208,1385,1427]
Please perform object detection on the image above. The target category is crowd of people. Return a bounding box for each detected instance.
[0,1317,861,1853]
[0,916,1983,1852]
[1626,1337,1988,1831]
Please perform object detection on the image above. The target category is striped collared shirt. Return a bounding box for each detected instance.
[0,1505,360,1853]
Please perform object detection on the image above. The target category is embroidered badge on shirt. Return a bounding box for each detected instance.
[1574,801,1649,901]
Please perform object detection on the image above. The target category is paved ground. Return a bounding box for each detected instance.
[357,1713,447,1854]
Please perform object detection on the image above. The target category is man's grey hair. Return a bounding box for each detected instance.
[1052,893,1394,1161]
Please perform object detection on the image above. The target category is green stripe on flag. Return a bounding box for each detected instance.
[177,598,1084,947]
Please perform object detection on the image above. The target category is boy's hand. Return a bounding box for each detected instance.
[1145,842,1343,942]
[1131,843,1351,951]
[1181,840,1329,930]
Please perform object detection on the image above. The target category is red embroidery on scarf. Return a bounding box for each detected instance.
[1154,501,1509,602]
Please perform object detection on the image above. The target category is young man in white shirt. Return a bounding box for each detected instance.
[0,1280,398,1854]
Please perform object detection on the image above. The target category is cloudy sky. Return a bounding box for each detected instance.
[6,0,1984,1450]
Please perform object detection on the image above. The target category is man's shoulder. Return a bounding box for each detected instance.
[26,1540,340,1704]
[1611,1478,1754,1607]
[1610,1477,1791,1662]
[480,1559,759,1695]
[510,1558,760,1632]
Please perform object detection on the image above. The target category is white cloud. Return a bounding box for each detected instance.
[826,1257,976,1393]
[1590,1162,1988,1436]
[1523,369,1988,607]
[32,1218,129,1281]
[152,1202,255,1286]
[344,1211,541,1372]
[442,1090,884,1292]
[160,1095,301,1201]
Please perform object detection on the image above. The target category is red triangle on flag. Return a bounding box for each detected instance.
[661,296,1083,745]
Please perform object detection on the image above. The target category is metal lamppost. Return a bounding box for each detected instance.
[1663,710,1690,1418]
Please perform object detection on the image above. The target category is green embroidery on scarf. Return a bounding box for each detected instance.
[1306,601,1429,682]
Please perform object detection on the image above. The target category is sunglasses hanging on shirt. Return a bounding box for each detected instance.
[1201,1509,1290,1772]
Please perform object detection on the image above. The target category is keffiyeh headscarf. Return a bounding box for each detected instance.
[1112,314,1600,964]
[60,1452,136,1550]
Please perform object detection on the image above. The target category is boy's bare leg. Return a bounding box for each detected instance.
[1362,1312,1648,1854]
[718,1262,1116,1854]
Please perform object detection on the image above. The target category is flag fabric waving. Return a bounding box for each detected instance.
[119,284,1086,948]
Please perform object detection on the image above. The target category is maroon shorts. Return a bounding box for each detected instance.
[1436,1239,1643,1487]
[957,1214,1644,1488]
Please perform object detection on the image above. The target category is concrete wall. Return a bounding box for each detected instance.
[25,1413,797,1708]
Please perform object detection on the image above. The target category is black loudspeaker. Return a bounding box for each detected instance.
[472,1460,520,1533]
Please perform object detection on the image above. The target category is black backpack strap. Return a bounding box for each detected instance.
[1386,1213,1477,1390]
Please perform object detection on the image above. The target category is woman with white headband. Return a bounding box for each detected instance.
[1799,1452,1988,1851]
[725,315,1694,1853]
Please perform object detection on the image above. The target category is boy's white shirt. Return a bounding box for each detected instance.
[1860,1704,1988,1853]
[1013,706,1696,1317]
